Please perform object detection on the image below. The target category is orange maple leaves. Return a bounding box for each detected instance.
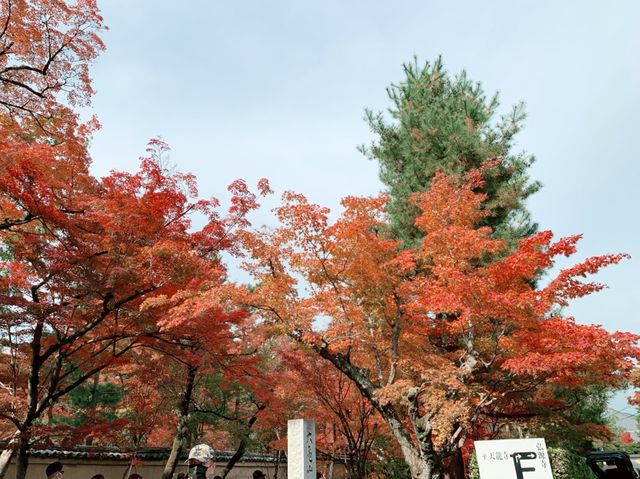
[241,164,639,459]
[0,0,105,133]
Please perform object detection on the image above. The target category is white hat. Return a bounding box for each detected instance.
[188,444,214,463]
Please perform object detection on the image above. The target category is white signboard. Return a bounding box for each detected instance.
[474,438,553,479]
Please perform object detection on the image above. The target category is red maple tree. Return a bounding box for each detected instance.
[280,349,383,479]
[0,0,105,134]
[241,167,639,479]
[0,134,269,479]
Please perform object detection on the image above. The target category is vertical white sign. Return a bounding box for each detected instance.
[288,419,316,479]
[474,438,554,479]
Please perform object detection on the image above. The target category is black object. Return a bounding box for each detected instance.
[586,451,639,479]
[511,451,537,479]
[188,464,207,479]
[45,462,63,477]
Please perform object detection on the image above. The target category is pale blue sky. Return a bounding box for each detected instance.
[87,1,639,351]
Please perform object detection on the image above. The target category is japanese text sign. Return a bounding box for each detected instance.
[474,438,553,479]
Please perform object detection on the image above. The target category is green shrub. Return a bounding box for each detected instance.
[548,448,596,479]
[467,452,480,479]
[467,447,595,479]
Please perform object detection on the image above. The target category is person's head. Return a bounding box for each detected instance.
[91,475,105,479]
[187,444,215,479]
[177,474,186,479]
[213,476,222,479]
[252,470,266,479]
[45,462,64,479]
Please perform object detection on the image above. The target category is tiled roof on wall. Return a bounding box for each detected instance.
[19,447,285,463]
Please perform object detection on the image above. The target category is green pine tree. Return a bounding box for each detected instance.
[360,56,541,249]
[50,373,124,444]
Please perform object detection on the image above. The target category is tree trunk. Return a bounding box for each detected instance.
[13,436,29,479]
[123,454,136,479]
[0,451,13,479]
[404,453,442,479]
[85,374,101,446]
[272,450,281,479]
[314,348,446,479]
[382,411,442,479]
[163,429,187,479]
[161,365,198,479]
[442,449,465,479]
[0,428,29,479]
[221,404,265,478]
[221,439,247,479]
[0,430,23,479]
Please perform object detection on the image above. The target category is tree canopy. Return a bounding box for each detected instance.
[0,3,636,479]
[360,57,540,249]
[241,166,638,479]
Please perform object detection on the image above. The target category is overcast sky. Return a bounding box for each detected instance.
[86,0,639,381]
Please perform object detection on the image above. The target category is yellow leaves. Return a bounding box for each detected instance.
[431,400,471,450]
[375,380,415,406]
[0,0,105,138]
[139,294,169,312]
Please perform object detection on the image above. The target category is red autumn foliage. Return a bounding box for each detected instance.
[0,0,105,134]
[279,349,384,479]
[241,167,639,479]
[620,431,634,445]
[0,131,270,478]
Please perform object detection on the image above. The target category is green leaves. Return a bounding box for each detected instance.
[361,56,541,249]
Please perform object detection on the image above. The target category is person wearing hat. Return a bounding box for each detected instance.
[45,462,64,479]
[187,444,216,479]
